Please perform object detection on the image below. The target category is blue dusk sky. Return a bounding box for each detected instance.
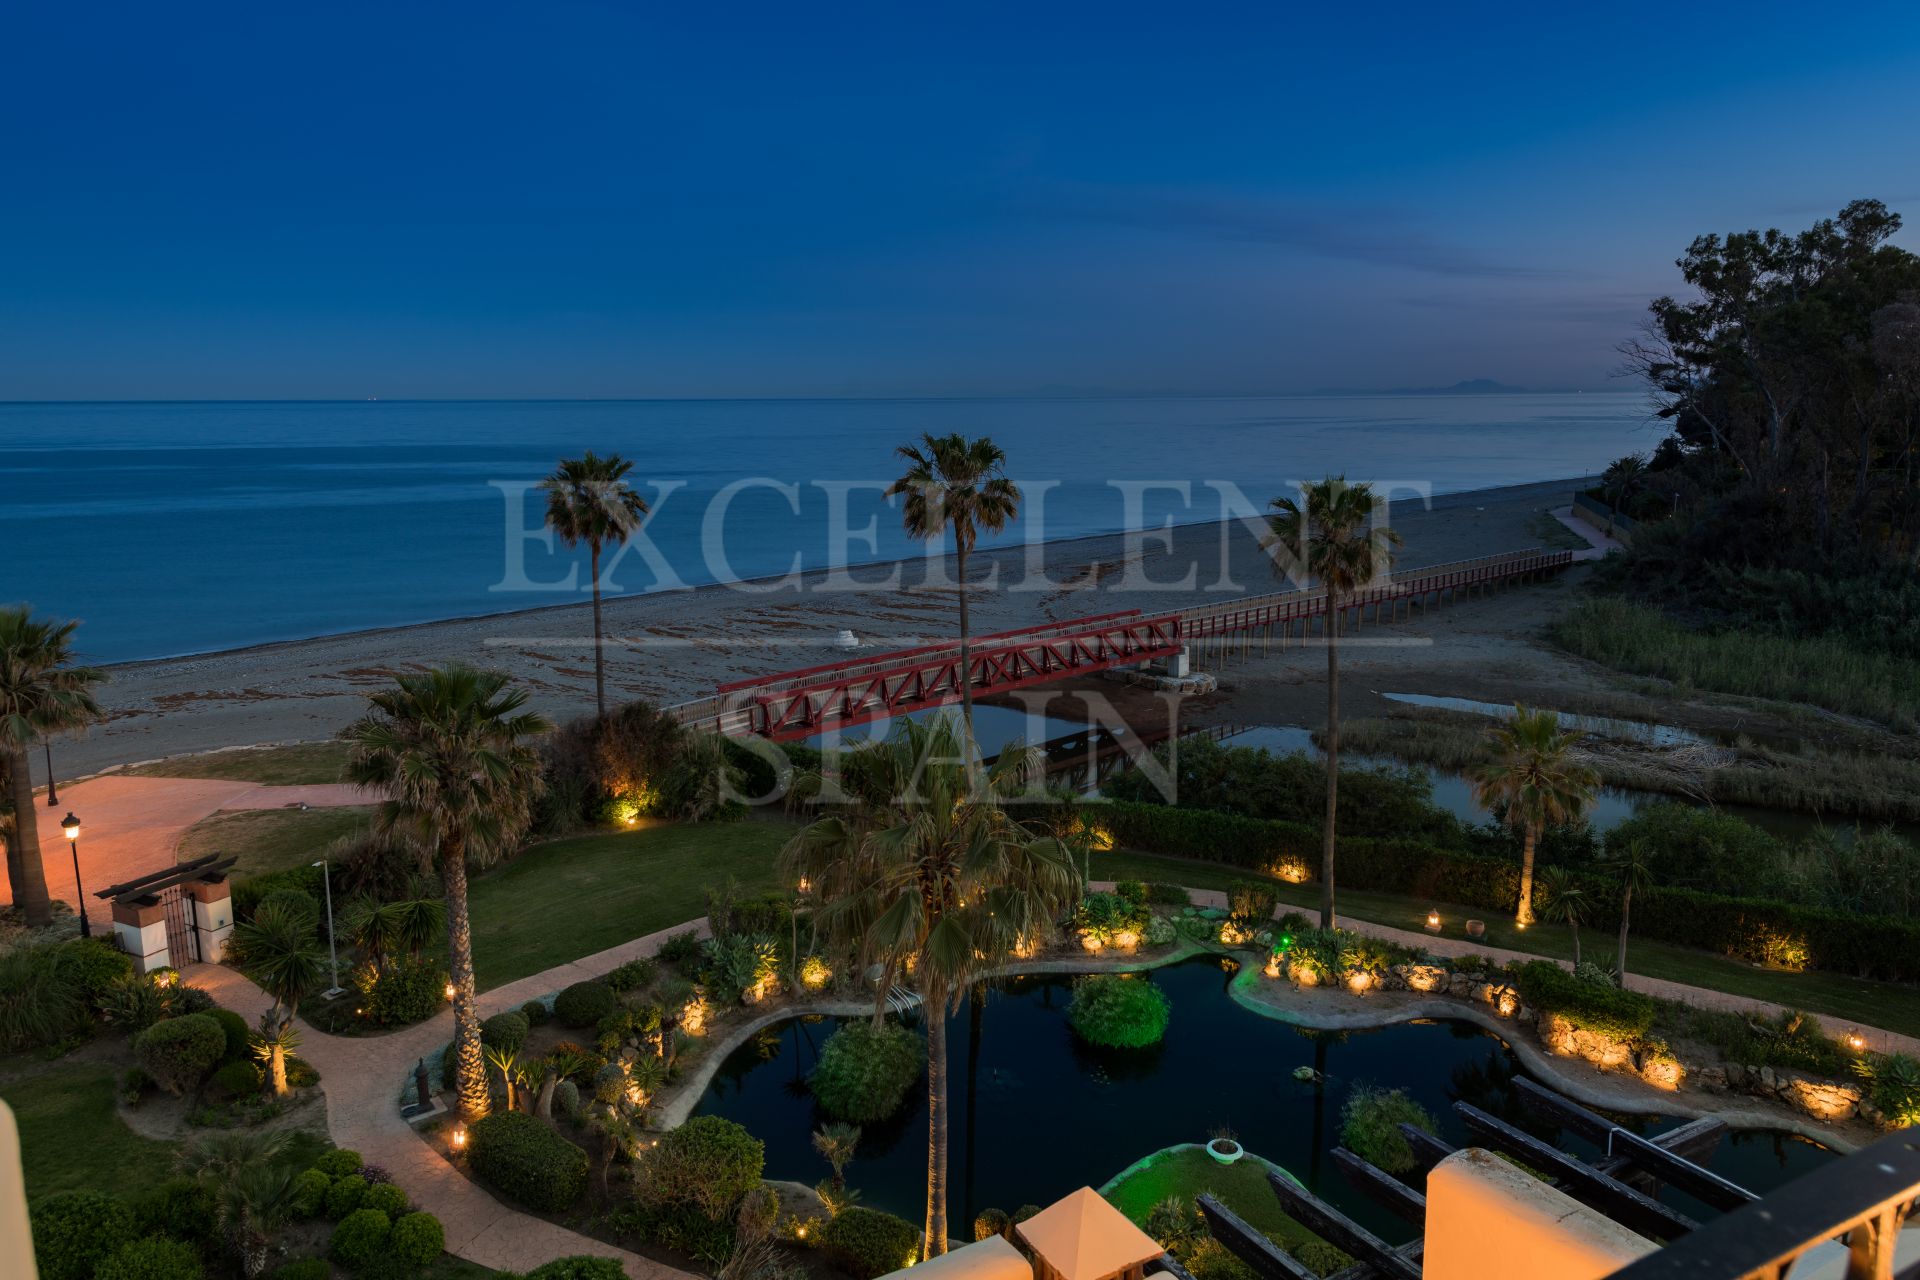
[3,1,1918,400]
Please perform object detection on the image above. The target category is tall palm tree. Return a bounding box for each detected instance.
[1471,707,1599,927]
[0,607,106,926]
[782,716,1077,1257]
[887,434,1022,753]
[228,900,324,1095]
[1536,865,1591,968]
[1263,479,1400,929]
[178,1130,295,1278]
[344,665,550,1121]
[1607,838,1657,980]
[540,452,650,717]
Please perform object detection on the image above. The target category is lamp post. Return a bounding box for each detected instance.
[44,742,58,806]
[60,813,88,939]
[312,860,345,998]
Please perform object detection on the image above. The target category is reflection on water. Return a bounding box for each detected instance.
[693,959,1831,1238]
[1379,692,1714,747]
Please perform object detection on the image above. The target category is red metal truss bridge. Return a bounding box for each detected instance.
[669,546,1573,742]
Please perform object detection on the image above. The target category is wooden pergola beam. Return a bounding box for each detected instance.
[1512,1079,1755,1211]
[1453,1103,1699,1241]
[1262,1172,1422,1280]
[1332,1148,1426,1227]
[1194,1195,1320,1280]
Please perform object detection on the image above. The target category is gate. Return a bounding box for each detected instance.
[159,883,203,966]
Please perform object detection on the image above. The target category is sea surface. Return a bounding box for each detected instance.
[0,395,1657,663]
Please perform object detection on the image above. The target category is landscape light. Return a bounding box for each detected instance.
[444,982,456,1000]
[1846,1030,1867,1051]
[1425,910,1441,933]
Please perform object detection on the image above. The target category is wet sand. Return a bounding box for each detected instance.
[57,477,1589,776]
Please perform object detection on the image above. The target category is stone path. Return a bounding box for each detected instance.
[1550,504,1626,561]
[186,919,713,1280]
[6,775,376,926]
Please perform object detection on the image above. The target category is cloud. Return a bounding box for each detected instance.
[1021,184,1568,280]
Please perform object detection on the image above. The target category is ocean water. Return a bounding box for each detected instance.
[0,395,1656,663]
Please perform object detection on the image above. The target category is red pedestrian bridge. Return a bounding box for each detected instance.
[668,546,1572,742]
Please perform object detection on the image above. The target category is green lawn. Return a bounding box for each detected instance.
[1092,848,1920,1038]
[123,740,353,785]
[467,820,795,990]
[2,1062,176,1202]
[1104,1145,1316,1250]
[179,805,376,880]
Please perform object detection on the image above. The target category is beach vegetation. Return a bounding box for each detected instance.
[1263,477,1401,929]
[1469,707,1597,925]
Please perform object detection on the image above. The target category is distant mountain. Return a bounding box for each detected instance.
[1312,378,1533,395]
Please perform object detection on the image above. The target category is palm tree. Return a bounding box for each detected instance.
[344,665,550,1121]
[812,1122,860,1191]
[886,434,1022,753]
[1471,707,1599,927]
[178,1130,295,1277]
[540,452,650,717]
[1607,838,1657,980]
[1263,479,1400,928]
[227,900,324,1095]
[1601,454,1648,534]
[0,607,106,926]
[781,716,1078,1257]
[1536,866,1591,968]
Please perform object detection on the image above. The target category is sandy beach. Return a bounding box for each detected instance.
[55,477,1593,776]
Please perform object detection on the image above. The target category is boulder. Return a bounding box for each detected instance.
[1785,1075,1861,1122]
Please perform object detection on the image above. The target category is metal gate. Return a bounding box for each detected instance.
[159,884,202,966]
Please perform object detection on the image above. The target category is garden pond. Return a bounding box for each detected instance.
[693,956,1831,1240]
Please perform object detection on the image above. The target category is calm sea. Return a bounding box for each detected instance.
[0,395,1656,663]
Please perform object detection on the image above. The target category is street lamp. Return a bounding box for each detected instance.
[312,860,346,999]
[60,813,88,939]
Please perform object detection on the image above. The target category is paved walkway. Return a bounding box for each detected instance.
[1551,504,1626,561]
[1116,884,1920,1058]
[187,919,713,1280]
[5,775,376,925]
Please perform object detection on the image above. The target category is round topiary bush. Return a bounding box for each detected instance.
[57,938,135,1010]
[821,1206,920,1279]
[521,998,552,1026]
[1338,1085,1437,1176]
[361,1181,408,1216]
[1067,974,1171,1048]
[525,1259,628,1280]
[288,1168,332,1218]
[810,1021,925,1123]
[30,1190,137,1280]
[468,1110,589,1212]
[206,1007,252,1062]
[95,1235,204,1280]
[313,1148,365,1177]
[553,980,615,1028]
[133,1177,216,1248]
[329,1207,392,1269]
[481,1010,530,1051]
[133,1012,227,1096]
[270,1261,330,1280]
[210,1058,263,1098]
[389,1211,445,1267]
[1291,1240,1355,1277]
[324,1173,369,1220]
[973,1207,1011,1241]
[636,1115,765,1222]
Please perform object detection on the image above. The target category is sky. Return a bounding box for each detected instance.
[4,1,1919,400]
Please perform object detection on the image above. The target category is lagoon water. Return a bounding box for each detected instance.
[0,394,1655,663]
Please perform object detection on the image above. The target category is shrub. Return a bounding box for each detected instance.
[389,1211,445,1267]
[821,1206,920,1279]
[1340,1086,1436,1175]
[482,1010,531,1051]
[30,1190,137,1280]
[134,1012,226,1096]
[325,1173,370,1219]
[1513,962,1655,1042]
[554,980,616,1028]
[314,1148,365,1176]
[289,1168,333,1218]
[810,1021,926,1123]
[526,1259,628,1280]
[636,1115,764,1222]
[233,864,326,920]
[257,887,322,935]
[656,929,705,968]
[101,974,170,1033]
[521,998,553,1026]
[209,1058,263,1097]
[56,937,135,1009]
[362,1182,408,1216]
[554,1078,582,1117]
[468,1110,589,1212]
[329,1207,393,1269]
[1227,880,1279,931]
[356,954,448,1026]
[1291,1240,1355,1277]
[271,1262,331,1280]
[207,1007,252,1061]
[1068,974,1171,1048]
[973,1207,1011,1241]
[133,1177,216,1247]
[1144,916,1177,946]
[0,944,86,1051]
[1854,1052,1920,1126]
[96,1236,204,1280]
[1147,882,1192,906]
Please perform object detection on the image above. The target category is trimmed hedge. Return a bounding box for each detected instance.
[810,1021,925,1123]
[362,1182,408,1216]
[554,980,616,1028]
[271,1262,330,1280]
[637,1115,764,1223]
[313,1148,364,1177]
[1068,974,1171,1048]
[133,1013,227,1096]
[468,1110,589,1212]
[324,1174,369,1220]
[1100,800,1920,981]
[481,1010,531,1051]
[1513,962,1655,1041]
[526,1260,628,1280]
[96,1236,204,1280]
[207,1007,252,1062]
[329,1208,392,1269]
[289,1169,332,1218]
[821,1206,920,1279]
[30,1190,137,1280]
[389,1211,445,1267]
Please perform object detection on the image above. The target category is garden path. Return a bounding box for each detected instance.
[1550,504,1625,560]
[6,774,376,926]
[187,916,713,1280]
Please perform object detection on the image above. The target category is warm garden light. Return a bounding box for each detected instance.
[450,1127,467,1149]
[60,812,80,842]
[1425,910,1441,932]
[1847,1031,1867,1051]
[444,982,456,1000]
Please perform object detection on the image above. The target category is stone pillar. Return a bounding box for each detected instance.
[1159,646,1190,678]
[186,874,235,962]
[111,897,170,975]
